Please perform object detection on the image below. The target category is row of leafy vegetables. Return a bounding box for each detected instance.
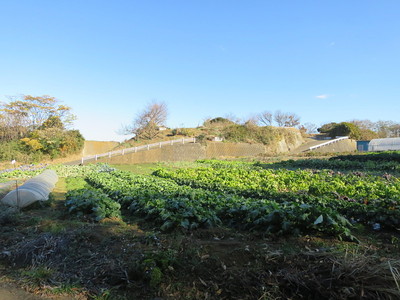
[2,153,399,240]
[61,158,399,241]
[258,151,400,172]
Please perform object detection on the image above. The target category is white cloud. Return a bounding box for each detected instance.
[315,94,330,99]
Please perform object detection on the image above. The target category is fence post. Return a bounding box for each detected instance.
[159,142,162,148]
[193,137,196,143]
[108,152,111,158]
[16,180,20,210]
[135,147,137,153]
[95,155,98,161]
[147,145,150,150]
[122,149,125,155]
[182,138,185,144]
[81,157,84,164]
[171,140,173,145]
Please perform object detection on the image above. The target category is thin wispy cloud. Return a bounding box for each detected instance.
[315,94,330,99]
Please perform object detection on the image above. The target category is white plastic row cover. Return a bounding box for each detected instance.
[0,170,58,208]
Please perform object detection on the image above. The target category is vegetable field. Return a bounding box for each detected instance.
[63,158,400,239]
[1,153,400,299]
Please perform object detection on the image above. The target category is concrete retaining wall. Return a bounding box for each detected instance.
[83,128,306,164]
[206,142,265,158]
[96,143,206,164]
[309,139,357,153]
[97,142,273,164]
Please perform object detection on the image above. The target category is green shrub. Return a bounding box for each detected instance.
[0,129,84,163]
[318,122,361,139]
[172,128,194,136]
[222,124,289,145]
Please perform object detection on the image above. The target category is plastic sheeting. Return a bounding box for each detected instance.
[368,137,400,152]
[0,170,58,208]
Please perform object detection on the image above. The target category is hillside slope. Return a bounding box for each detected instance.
[58,126,307,165]
[290,136,357,154]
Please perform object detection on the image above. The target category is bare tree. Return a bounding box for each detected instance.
[273,111,300,127]
[302,122,318,134]
[258,111,273,126]
[374,120,400,138]
[274,110,286,127]
[125,101,168,140]
[243,113,259,127]
[0,101,30,141]
[0,95,76,132]
[348,119,375,131]
[284,113,301,127]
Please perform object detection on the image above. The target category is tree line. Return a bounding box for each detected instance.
[318,120,400,140]
[3,95,397,164]
[123,101,399,142]
[122,102,308,141]
[0,95,84,162]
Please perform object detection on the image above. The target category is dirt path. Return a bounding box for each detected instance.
[0,283,77,300]
[0,282,44,300]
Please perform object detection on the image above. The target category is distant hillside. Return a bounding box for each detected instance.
[118,121,305,154]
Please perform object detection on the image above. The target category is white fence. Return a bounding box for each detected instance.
[305,136,349,152]
[81,137,196,164]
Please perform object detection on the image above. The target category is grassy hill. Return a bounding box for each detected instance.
[118,120,305,153]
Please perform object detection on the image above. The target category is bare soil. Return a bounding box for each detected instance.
[0,282,43,300]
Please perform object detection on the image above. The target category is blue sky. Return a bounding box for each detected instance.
[1,1,399,141]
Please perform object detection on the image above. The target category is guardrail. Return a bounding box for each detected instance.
[304,136,349,152]
[81,137,196,164]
